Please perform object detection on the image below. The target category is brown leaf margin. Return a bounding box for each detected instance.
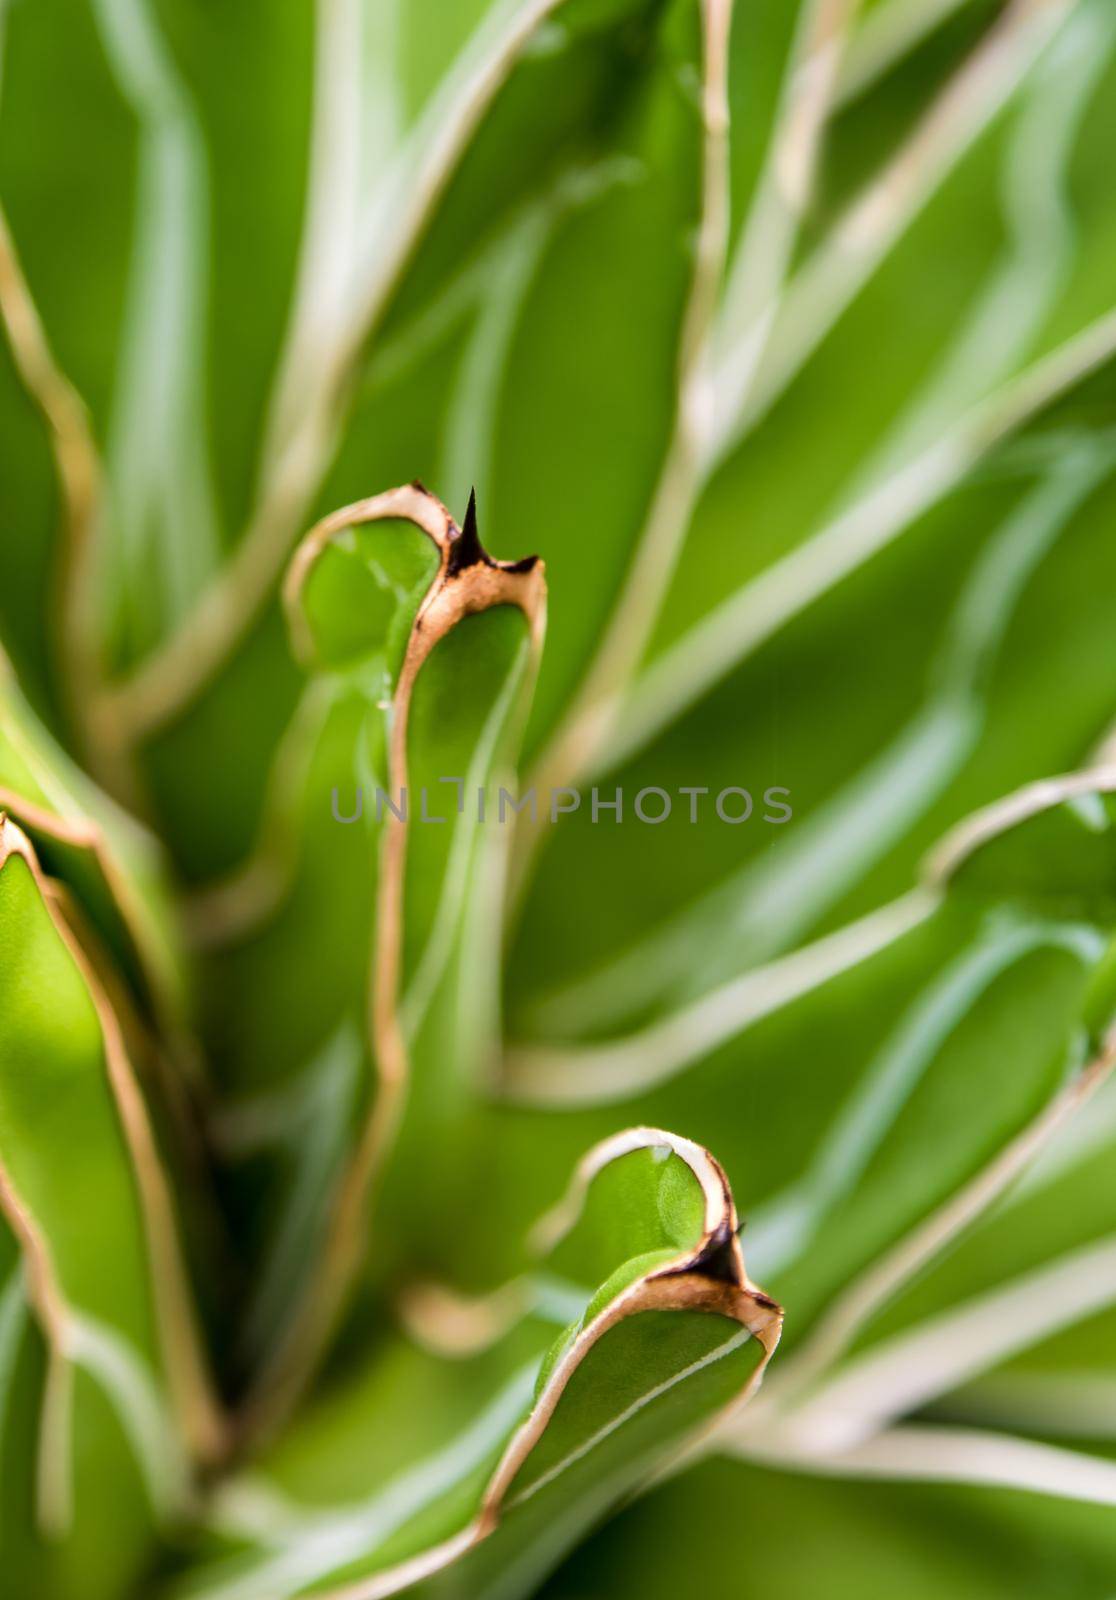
[0,816,227,1487]
[312,1127,781,1600]
[0,647,185,1040]
[243,483,546,1433]
[0,208,105,765]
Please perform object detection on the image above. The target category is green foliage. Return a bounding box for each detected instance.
[2,1,1116,1597]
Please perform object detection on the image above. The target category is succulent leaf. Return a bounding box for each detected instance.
[175,1130,778,1600]
[0,818,221,1597]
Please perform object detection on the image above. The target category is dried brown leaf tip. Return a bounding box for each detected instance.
[446,486,540,578]
[284,482,546,670]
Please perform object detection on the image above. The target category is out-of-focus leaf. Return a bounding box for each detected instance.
[792,779,1116,1444]
[538,1455,1116,1600]
[0,817,222,1599]
[0,648,186,1036]
[866,1073,1116,1447]
[511,0,1116,1010]
[110,0,710,884]
[150,0,313,544]
[487,776,1116,1345]
[0,209,91,732]
[173,1131,779,1600]
[929,772,1116,920]
[679,782,1116,1537]
[509,441,1116,1034]
[0,0,223,668]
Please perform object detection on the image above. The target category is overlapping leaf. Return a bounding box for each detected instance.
[91,0,712,884]
[0,819,221,1600]
[201,484,543,1414]
[0,648,185,1036]
[173,1131,778,1600]
[539,1456,1116,1600]
[538,782,1116,1600]
[511,0,1116,1024]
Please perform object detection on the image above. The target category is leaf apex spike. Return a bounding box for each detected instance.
[446,485,485,576]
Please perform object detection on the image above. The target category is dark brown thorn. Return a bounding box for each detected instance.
[447,486,485,575]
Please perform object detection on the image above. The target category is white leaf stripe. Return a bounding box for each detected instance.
[69,1314,192,1519]
[504,889,939,1104]
[400,635,532,1043]
[504,1326,753,1510]
[735,1422,1116,1509]
[712,0,859,455]
[0,1182,191,1529]
[779,1232,1116,1451]
[262,0,404,478]
[519,0,1097,836]
[745,917,1106,1278]
[835,6,1113,502]
[514,0,734,894]
[525,706,970,1042]
[184,1130,778,1600]
[196,1327,754,1597]
[936,1370,1116,1440]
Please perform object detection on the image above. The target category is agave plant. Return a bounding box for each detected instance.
[3,0,1116,1594]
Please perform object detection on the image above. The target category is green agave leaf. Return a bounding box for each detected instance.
[0,648,186,1039]
[508,0,1112,857]
[197,485,544,1412]
[0,817,223,1599]
[538,1455,1116,1600]
[516,177,1116,1039]
[172,1130,780,1600]
[787,780,1116,1450]
[866,1088,1116,1446]
[510,442,1116,1034]
[649,781,1116,1546]
[0,0,124,729]
[787,1072,1116,1455]
[679,0,1116,633]
[476,774,1116,1351]
[511,0,1116,1005]
[103,0,713,886]
[0,207,93,733]
[929,771,1116,923]
[150,0,313,545]
[0,0,225,672]
[723,0,807,253]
